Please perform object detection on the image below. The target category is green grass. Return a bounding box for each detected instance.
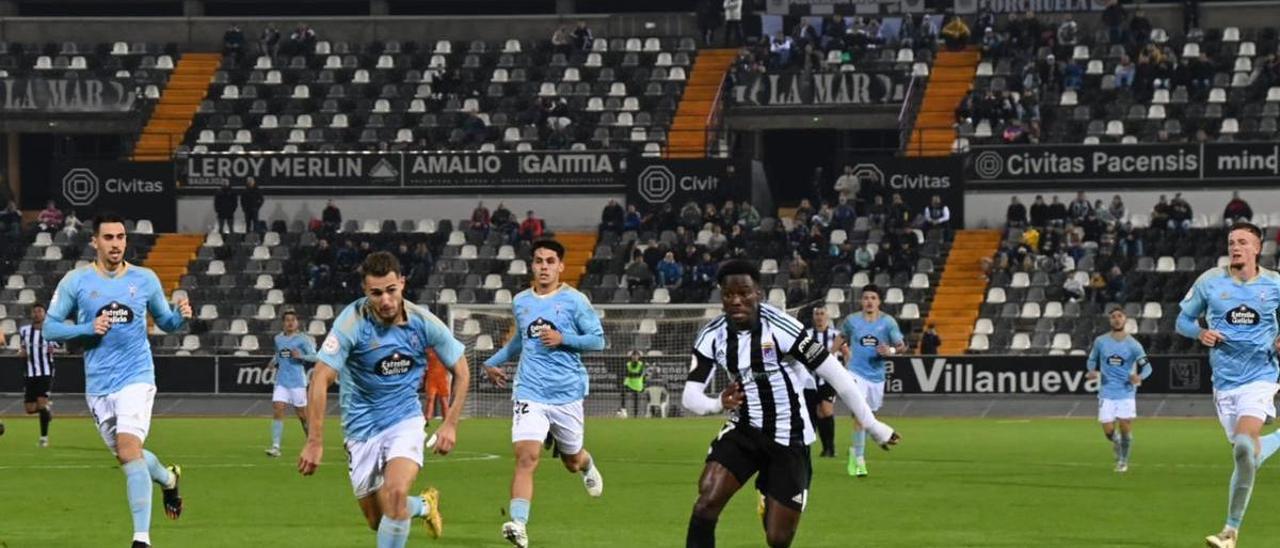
[0,416,1276,547]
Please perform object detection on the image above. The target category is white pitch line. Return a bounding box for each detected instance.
[0,452,501,470]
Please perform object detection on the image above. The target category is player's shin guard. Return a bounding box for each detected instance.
[123,460,153,537]
[38,408,51,437]
[852,429,866,459]
[375,516,411,548]
[1227,434,1259,529]
[1119,433,1133,462]
[686,515,717,548]
[271,419,284,448]
[142,450,175,489]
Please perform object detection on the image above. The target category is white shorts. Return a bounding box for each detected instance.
[344,416,426,499]
[272,385,308,408]
[511,399,585,455]
[85,383,156,455]
[851,373,885,412]
[1213,381,1279,440]
[1097,398,1137,423]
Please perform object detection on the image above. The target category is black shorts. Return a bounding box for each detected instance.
[23,376,53,403]
[803,388,820,425]
[815,380,836,403]
[706,424,811,512]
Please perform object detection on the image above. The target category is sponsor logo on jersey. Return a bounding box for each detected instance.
[96,301,134,324]
[1107,354,1125,367]
[1226,304,1260,326]
[279,348,292,359]
[527,317,557,338]
[376,352,413,376]
[860,335,880,347]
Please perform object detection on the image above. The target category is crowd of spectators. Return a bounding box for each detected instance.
[730,12,941,80]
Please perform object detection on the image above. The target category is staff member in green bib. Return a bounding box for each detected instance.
[619,350,647,418]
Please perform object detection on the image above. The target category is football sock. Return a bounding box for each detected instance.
[686,515,717,548]
[376,516,411,548]
[1109,431,1121,461]
[123,459,152,536]
[142,450,175,489]
[853,429,866,459]
[407,495,427,518]
[1227,434,1258,529]
[1119,433,1132,462]
[38,408,51,437]
[271,419,284,448]
[510,498,530,524]
[817,416,835,453]
[580,453,595,476]
[1258,431,1280,464]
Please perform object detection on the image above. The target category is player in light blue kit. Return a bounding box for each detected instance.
[297,252,472,548]
[43,214,192,548]
[264,307,317,457]
[1176,222,1280,548]
[836,284,906,478]
[483,239,606,548]
[1085,307,1152,473]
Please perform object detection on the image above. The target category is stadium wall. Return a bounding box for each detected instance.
[963,187,1280,229]
[174,194,623,232]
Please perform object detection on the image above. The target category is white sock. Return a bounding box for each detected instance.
[133,532,151,544]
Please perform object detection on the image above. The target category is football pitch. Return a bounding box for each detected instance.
[2,416,1277,547]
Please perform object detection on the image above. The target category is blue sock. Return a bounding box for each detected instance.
[1227,434,1258,529]
[853,429,866,459]
[1259,431,1280,465]
[509,498,530,524]
[142,450,174,489]
[407,495,427,518]
[375,516,411,548]
[122,460,152,537]
[1120,433,1133,462]
[271,420,284,448]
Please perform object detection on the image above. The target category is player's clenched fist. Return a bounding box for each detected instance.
[1199,329,1225,347]
[298,440,323,475]
[175,298,193,319]
[92,311,111,335]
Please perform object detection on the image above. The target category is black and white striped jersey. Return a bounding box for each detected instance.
[19,324,57,377]
[800,325,840,390]
[687,303,833,447]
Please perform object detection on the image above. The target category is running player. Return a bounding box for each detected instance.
[19,303,60,447]
[265,307,316,457]
[298,251,471,548]
[683,260,899,548]
[43,214,192,548]
[1085,306,1151,473]
[836,284,906,478]
[1176,221,1280,548]
[482,239,606,548]
[805,305,839,458]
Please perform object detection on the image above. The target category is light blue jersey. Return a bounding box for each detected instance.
[840,312,903,383]
[272,332,318,389]
[316,298,465,442]
[1177,267,1280,391]
[43,263,186,395]
[1086,333,1152,400]
[483,284,605,405]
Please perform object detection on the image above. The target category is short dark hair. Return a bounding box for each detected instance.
[93,213,126,234]
[531,239,565,260]
[861,284,882,298]
[716,259,760,286]
[32,302,46,311]
[1107,305,1126,315]
[281,307,298,318]
[361,251,402,278]
[1229,221,1263,241]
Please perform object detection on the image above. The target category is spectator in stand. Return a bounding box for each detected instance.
[1223,191,1253,224]
[518,210,544,242]
[1108,195,1126,223]
[624,251,654,290]
[793,199,815,226]
[980,27,1002,57]
[976,4,995,36]
[286,23,317,56]
[941,15,971,51]
[1002,119,1029,144]
[1167,193,1193,234]
[1150,194,1171,229]
[656,251,683,289]
[1069,191,1092,223]
[623,204,642,232]
[491,202,517,241]
[788,251,810,294]
[867,194,887,229]
[240,178,264,233]
[1057,14,1079,49]
[335,239,360,273]
[821,14,846,51]
[722,0,743,47]
[1022,10,1042,49]
[768,31,794,68]
[1047,195,1068,227]
[1190,52,1216,91]
[792,19,820,51]
[641,239,664,271]
[36,200,63,232]
[887,193,912,229]
[654,203,679,232]
[811,202,833,230]
[922,195,951,230]
[702,202,722,228]
[918,14,938,49]
[1114,54,1136,89]
[679,200,703,230]
[920,324,941,354]
[697,0,721,47]
[321,199,342,234]
[62,210,83,234]
[1116,225,1144,257]
[1007,196,1028,228]
[214,182,238,234]
[1028,195,1048,226]
[572,20,594,52]
[1063,59,1084,90]
[705,225,728,256]
[854,242,873,271]
[258,23,280,58]
[0,200,20,236]
[1063,271,1086,301]
[726,224,747,256]
[471,200,491,234]
[599,200,626,235]
[833,197,856,232]
[408,242,432,285]
[223,24,246,65]
[308,238,334,288]
[1129,9,1152,46]
[898,13,917,47]
[1105,265,1127,303]
[551,25,573,56]
[1094,199,1114,227]
[871,242,891,274]
[1102,0,1128,44]
[719,201,737,231]
[833,165,859,204]
[1021,225,1041,252]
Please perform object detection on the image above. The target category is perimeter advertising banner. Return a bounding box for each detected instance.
[882,355,1212,395]
[626,158,749,213]
[731,71,910,107]
[965,142,1280,186]
[839,155,965,225]
[1,78,136,112]
[51,161,177,232]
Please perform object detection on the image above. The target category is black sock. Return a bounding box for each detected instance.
[686,515,717,548]
[818,416,835,453]
[299,418,309,436]
[38,408,51,437]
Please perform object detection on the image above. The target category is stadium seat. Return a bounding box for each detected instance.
[255,304,275,320]
[909,273,930,289]
[198,304,219,320]
[985,287,1006,304]
[1043,302,1063,319]
[475,334,495,352]
[974,318,994,335]
[307,320,327,336]
[4,275,23,290]
[767,288,786,309]
[969,334,990,352]
[314,305,334,321]
[825,288,846,304]
[1020,302,1042,319]
[494,289,513,304]
[900,303,920,320]
[885,288,904,305]
[1009,333,1031,351]
[650,288,670,304]
[1010,272,1030,288]
[229,319,249,335]
[1051,334,1072,351]
[1156,256,1176,272]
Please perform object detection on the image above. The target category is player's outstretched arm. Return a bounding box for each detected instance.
[813,358,896,446]
[298,362,337,475]
[433,356,471,455]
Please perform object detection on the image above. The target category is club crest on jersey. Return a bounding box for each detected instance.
[97,301,134,324]
[859,335,879,347]
[321,335,339,354]
[128,284,138,298]
[376,352,413,376]
[409,334,422,352]
[527,317,557,338]
[1227,304,1260,326]
[1107,354,1125,367]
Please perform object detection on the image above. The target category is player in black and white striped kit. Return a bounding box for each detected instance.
[20,303,60,447]
[803,306,840,458]
[682,260,900,548]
